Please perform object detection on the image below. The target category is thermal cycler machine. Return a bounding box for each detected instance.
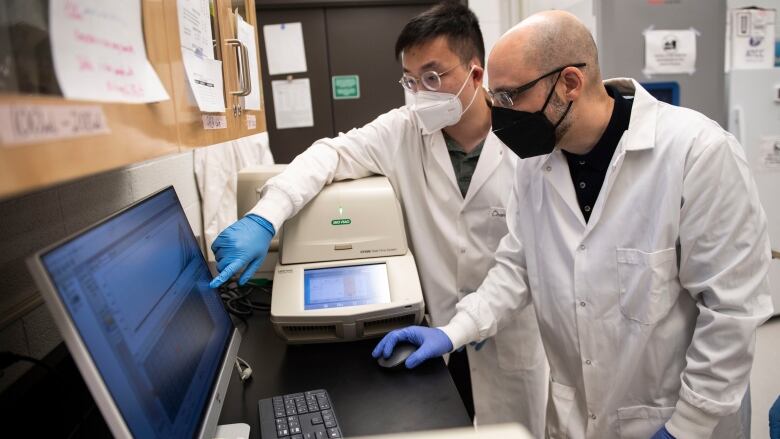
[269,176,425,344]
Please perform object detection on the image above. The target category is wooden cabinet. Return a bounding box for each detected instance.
[0,0,267,199]
[229,0,268,138]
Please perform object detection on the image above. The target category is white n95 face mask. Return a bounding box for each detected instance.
[412,65,479,134]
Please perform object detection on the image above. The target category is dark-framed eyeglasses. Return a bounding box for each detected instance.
[488,63,586,108]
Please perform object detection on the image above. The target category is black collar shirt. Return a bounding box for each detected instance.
[562,85,633,223]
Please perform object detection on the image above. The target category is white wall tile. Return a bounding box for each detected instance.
[130,151,198,209]
[58,170,134,234]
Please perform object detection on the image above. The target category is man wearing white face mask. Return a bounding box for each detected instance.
[209,2,547,435]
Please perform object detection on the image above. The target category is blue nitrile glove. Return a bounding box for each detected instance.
[770,394,780,439]
[209,214,275,288]
[650,426,675,439]
[371,326,454,369]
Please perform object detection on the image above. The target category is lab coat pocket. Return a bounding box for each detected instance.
[547,380,576,439]
[487,207,507,241]
[616,247,678,325]
[495,307,543,371]
[617,405,675,439]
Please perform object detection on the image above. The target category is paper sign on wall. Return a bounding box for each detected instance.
[50,0,170,103]
[263,23,307,75]
[756,137,780,172]
[271,78,313,129]
[725,8,776,71]
[643,28,698,76]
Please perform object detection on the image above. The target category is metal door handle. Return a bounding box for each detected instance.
[241,44,251,96]
[226,39,250,96]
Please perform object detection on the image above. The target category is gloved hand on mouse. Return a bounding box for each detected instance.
[372,326,453,369]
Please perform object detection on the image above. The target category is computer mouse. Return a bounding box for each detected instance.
[377,342,418,369]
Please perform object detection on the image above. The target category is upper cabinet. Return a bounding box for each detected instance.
[0,0,266,199]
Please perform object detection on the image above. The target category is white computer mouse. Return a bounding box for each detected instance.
[377,342,418,369]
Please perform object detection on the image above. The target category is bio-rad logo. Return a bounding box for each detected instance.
[331,205,351,226]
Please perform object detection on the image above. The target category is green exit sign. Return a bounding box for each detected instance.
[332,75,360,100]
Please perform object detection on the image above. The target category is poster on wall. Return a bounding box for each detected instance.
[643,28,698,76]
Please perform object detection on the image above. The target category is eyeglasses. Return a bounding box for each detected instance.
[399,63,464,93]
[488,63,586,108]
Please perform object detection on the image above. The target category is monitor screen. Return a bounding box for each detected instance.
[40,188,232,438]
[304,263,391,310]
[640,81,680,106]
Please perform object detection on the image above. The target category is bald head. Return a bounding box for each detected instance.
[490,11,600,86]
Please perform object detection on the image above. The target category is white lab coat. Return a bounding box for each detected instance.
[250,106,547,436]
[441,78,774,439]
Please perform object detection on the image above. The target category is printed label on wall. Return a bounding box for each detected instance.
[0,104,110,147]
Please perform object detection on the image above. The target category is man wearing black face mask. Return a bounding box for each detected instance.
[377,9,773,439]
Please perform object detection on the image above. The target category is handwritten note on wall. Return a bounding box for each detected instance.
[50,0,170,103]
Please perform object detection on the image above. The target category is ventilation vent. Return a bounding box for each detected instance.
[362,314,416,337]
[282,325,338,340]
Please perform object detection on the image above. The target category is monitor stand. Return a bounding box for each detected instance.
[214,423,250,439]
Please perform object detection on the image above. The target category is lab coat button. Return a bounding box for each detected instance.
[580,301,586,307]
[460,248,466,254]
[545,166,552,172]
[590,413,597,420]
[579,244,586,251]
[585,359,592,365]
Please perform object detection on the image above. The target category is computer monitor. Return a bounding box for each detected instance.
[640,81,680,106]
[27,186,241,439]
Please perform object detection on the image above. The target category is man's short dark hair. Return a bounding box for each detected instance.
[395,1,485,67]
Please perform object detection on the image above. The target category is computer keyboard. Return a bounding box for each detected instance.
[258,389,343,439]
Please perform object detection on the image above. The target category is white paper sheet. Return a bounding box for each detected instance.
[263,23,307,75]
[725,8,776,71]
[756,137,780,172]
[643,29,697,76]
[50,0,169,103]
[271,78,313,129]
[177,0,225,113]
[182,50,226,113]
[237,14,263,110]
[177,0,214,59]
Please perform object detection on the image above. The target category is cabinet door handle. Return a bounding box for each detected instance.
[225,39,250,96]
[241,43,252,96]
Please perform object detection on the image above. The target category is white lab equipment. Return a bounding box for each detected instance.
[269,176,425,343]
[727,66,780,316]
[236,164,287,280]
